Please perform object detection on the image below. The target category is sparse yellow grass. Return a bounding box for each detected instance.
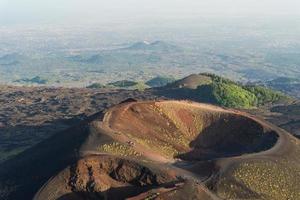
[134,137,179,158]
[217,160,300,200]
[97,142,141,157]
[155,102,206,137]
[109,103,192,158]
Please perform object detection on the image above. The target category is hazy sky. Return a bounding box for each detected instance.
[1,0,300,25]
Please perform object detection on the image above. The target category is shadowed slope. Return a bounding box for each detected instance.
[0,112,104,200]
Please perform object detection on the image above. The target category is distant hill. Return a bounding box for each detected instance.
[81,54,104,64]
[146,76,176,87]
[0,53,23,66]
[108,80,138,88]
[14,76,47,84]
[156,73,291,108]
[167,74,212,89]
[263,77,300,98]
[68,47,164,67]
[125,41,181,52]
[68,54,104,64]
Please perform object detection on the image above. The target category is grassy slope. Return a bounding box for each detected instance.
[191,73,291,108]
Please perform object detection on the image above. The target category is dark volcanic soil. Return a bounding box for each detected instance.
[0,86,163,162]
[0,85,299,163]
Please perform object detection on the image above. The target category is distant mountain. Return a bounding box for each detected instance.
[65,41,182,73]
[82,54,104,64]
[68,54,104,64]
[125,41,181,52]
[126,41,152,50]
[0,53,23,66]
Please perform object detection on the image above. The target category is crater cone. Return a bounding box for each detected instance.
[1,100,299,200]
[104,100,278,161]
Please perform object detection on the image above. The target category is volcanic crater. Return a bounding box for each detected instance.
[104,101,279,161]
[1,100,299,200]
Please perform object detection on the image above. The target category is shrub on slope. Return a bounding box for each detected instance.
[192,73,291,108]
[244,85,290,106]
[108,80,138,88]
[211,82,258,108]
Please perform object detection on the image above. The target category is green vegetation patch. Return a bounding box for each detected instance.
[108,80,138,88]
[212,82,257,109]
[244,85,291,106]
[134,82,148,91]
[193,73,291,108]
